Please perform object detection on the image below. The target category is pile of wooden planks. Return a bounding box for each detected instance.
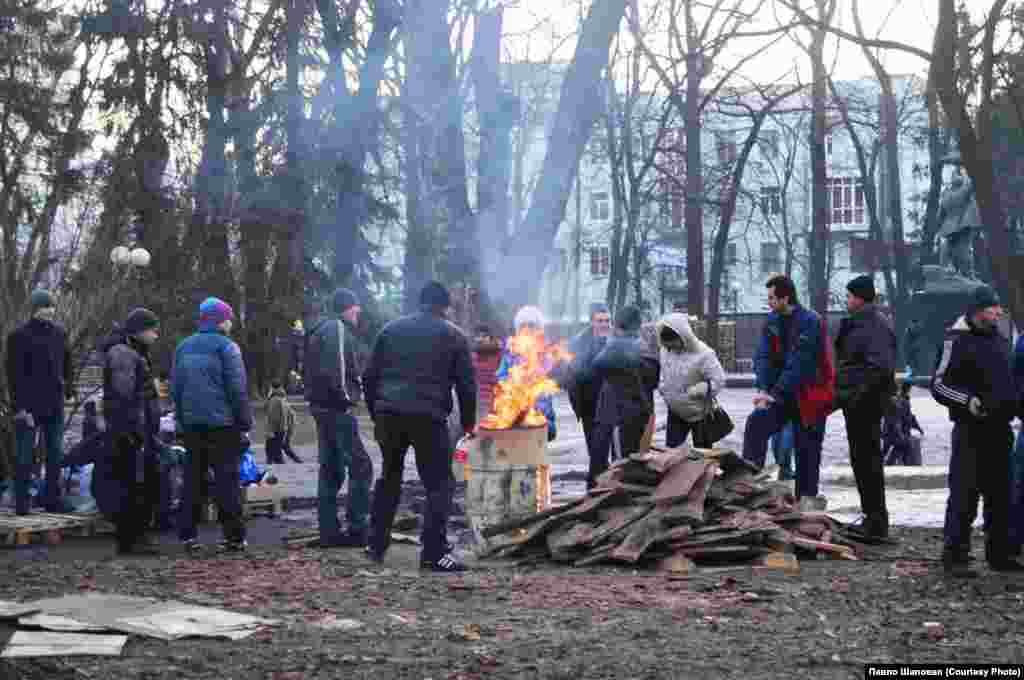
[479,446,863,570]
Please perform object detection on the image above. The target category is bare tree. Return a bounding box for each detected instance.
[498,0,630,308]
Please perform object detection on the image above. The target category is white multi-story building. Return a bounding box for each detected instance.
[508,66,932,324]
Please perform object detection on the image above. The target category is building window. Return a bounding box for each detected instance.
[716,131,737,164]
[760,186,782,216]
[826,176,865,225]
[825,133,834,156]
[589,246,610,276]
[590,191,610,221]
[760,242,781,275]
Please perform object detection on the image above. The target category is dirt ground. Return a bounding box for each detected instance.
[2,505,1024,680]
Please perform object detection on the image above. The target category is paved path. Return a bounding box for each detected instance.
[254,386,973,527]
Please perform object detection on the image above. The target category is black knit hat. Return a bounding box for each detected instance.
[846,275,876,303]
[615,305,643,332]
[331,288,359,313]
[968,284,1000,314]
[420,280,451,308]
[124,308,160,334]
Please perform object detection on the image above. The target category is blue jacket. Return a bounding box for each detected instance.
[754,304,824,404]
[591,332,659,426]
[172,330,252,432]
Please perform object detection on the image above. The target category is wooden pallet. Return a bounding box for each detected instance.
[203,487,286,521]
[0,511,106,546]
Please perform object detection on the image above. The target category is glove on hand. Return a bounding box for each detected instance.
[14,410,35,429]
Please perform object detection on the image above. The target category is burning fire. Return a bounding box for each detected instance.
[479,327,573,430]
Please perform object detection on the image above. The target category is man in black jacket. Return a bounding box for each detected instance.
[932,285,1024,577]
[588,305,659,487]
[564,302,612,485]
[5,289,73,514]
[100,308,163,555]
[834,275,897,539]
[364,281,477,572]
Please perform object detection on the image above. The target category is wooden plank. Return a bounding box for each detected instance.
[480,497,586,538]
[1,632,128,657]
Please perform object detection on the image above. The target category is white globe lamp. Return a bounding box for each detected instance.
[129,247,151,268]
[110,245,131,265]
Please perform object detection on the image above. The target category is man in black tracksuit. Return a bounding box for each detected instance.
[834,275,897,539]
[363,281,477,572]
[931,285,1024,577]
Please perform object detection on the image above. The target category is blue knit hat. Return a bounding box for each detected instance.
[199,297,234,330]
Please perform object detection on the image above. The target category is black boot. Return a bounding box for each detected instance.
[942,548,978,579]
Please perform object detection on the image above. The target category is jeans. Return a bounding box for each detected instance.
[369,415,451,563]
[944,421,1013,564]
[742,401,825,499]
[14,414,64,514]
[178,429,246,544]
[314,410,373,540]
[266,431,303,464]
[588,415,649,489]
[770,423,795,480]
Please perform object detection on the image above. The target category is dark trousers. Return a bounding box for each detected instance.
[588,415,649,489]
[178,429,246,544]
[742,402,825,498]
[266,432,302,464]
[665,410,713,449]
[582,418,609,490]
[370,415,451,562]
[14,414,64,513]
[111,433,150,550]
[314,411,373,539]
[844,402,887,518]
[944,420,1013,564]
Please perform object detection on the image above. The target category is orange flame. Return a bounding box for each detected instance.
[479,327,573,430]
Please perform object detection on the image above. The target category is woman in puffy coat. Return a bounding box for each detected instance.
[656,313,726,449]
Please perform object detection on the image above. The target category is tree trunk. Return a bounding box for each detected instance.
[501,0,628,307]
[808,12,830,315]
[684,27,705,318]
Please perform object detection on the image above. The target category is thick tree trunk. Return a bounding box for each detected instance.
[684,40,704,318]
[501,0,628,308]
[808,21,830,315]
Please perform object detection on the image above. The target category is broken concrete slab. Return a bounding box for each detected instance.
[0,601,41,619]
[14,593,278,641]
